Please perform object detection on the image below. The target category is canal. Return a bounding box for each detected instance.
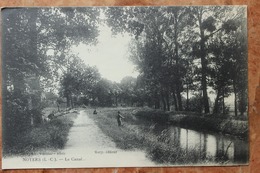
[145,123,249,164]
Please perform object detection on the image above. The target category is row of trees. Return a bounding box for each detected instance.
[105,6,247,115]
[58,7,248,117]
[2,7,248,148]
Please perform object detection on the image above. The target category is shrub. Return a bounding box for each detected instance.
[3,113,76,156]
[135,110,169,123]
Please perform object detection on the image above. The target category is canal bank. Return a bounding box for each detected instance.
[88,107,249,165]
[134,109,248,139]
[168,113,248,139]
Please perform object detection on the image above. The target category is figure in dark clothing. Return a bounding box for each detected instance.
[117,111,124,126]
[93,109,97,114]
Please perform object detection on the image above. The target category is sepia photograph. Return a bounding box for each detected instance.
[2,6,248,169]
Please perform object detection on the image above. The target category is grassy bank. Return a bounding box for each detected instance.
[3,112,77,157]
[87,107,215,165]
[168,113,248,139]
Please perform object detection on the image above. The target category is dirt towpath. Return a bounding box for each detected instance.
[64,109,116,150]
[60,110,156,168]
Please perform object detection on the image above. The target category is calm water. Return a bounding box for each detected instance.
[148,124,249,164]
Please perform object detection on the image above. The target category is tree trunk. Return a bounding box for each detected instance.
[214,89,221,114]
[161,94,167,111]
[198,11,210,114]
[222,89,225,115]
[201,45,210,113]
[176,86,183,111]
[154,92,160,109]
[239,90,246,116]
[233,81,238,116]
[174,14,183,112]
[166,89,170,111]
[115,94,118,107]
[172,89,178,111]
[186,84,189,111]
[160,88,168,111]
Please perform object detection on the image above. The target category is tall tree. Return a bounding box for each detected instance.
[190,6,246,113]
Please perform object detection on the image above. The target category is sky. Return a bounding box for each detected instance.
[72,24,139,83]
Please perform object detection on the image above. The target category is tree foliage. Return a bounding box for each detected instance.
[106,6,247,114]
[2,7,100,147]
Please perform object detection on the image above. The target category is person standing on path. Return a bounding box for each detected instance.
[117,111,124,126]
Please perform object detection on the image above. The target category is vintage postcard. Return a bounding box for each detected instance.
[2,6,248,169]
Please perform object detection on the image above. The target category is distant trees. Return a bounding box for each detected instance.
[59,55,101,108]
[119,76,137,106]
[92,79,119,107]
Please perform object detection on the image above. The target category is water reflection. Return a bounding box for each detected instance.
[151,124,248,164]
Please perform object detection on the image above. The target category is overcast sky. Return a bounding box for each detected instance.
[72,24,139,83]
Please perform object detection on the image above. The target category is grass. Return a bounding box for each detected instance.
[87,107,216,165]
[169,113,248,139]
[3,112,77,157]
